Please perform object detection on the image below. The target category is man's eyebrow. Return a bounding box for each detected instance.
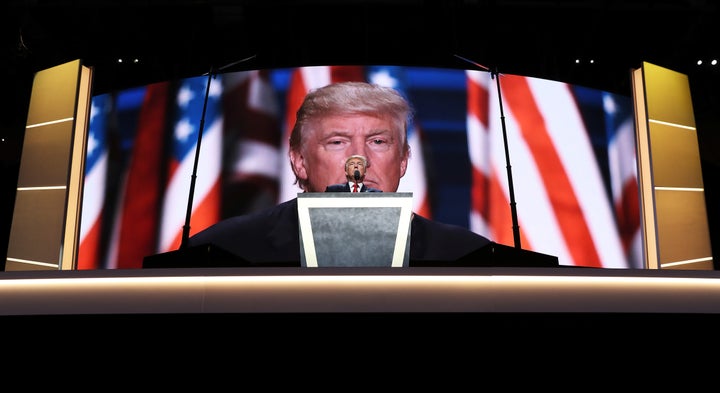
[369,128,392,135]
[324,129,354,136]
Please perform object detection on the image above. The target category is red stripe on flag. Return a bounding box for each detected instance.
[470,166,488,222]
[330,66,366,84]
[77,220,101,270]
[114,82,169,269]
[78,154,107,269]
[466,74,490,129]
[616,178,640,252]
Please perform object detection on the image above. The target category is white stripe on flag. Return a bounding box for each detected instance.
[79,152,107,242]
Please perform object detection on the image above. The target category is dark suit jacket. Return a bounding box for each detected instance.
[188,198,492,266]
[325,183,382,193]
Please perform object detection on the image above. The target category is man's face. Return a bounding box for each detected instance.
[345,157,366,181]
[290,114,408,192]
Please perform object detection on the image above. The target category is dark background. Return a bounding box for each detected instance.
[2,0,718,267]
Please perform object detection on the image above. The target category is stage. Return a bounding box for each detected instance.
[2,266,719,315]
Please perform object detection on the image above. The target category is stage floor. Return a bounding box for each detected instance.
[2,266,720,315]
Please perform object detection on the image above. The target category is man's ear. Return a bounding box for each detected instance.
[399,149,409,177]
[289,150,308,180]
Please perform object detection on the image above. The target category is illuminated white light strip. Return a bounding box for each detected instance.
[648,119,696,130]
[655,186,704,192]
[661,257,714,268]
[489,274,720,284]
[5,257,59,268]
[2,274,718,286]
[3,272,720,315]
[26,117,74,129]
[17,185,67,191]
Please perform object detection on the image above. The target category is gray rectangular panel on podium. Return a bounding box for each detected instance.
[297,192,413,267]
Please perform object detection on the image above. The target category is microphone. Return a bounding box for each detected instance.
[354,170,361,181]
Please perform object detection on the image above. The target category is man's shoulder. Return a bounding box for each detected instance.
[325,183,348,192]
[413,214,490,243]
[409,214,492,262]
[187,198,301,264]
[192,199,296,237]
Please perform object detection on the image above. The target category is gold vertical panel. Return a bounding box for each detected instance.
[632,61,713,270]
[6,189,67,267]
[25,60,84,125]
[5,60,93,271]
[649,123,704,188]
[656,190,712,265]
[643,62,696,126]
[16,122,73,187]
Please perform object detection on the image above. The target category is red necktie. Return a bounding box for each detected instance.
[352,183,359,192]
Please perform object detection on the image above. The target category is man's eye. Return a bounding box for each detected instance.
[369,139,391,151]
[325,140,346,150]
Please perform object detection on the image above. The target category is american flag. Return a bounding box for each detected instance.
[466,70,639,268]
[104,76,224,268]
[107,82,172,269]
[158,75,223,254]
[81,65,640,269]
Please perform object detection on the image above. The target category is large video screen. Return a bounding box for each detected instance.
[79,65,641,269]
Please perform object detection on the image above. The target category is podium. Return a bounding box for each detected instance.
[297,192,413,267]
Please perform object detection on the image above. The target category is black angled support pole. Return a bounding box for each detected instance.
[180,66,215,250]
[491,67,521,249]
[454,55,521,249]
[179,54,257,250]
